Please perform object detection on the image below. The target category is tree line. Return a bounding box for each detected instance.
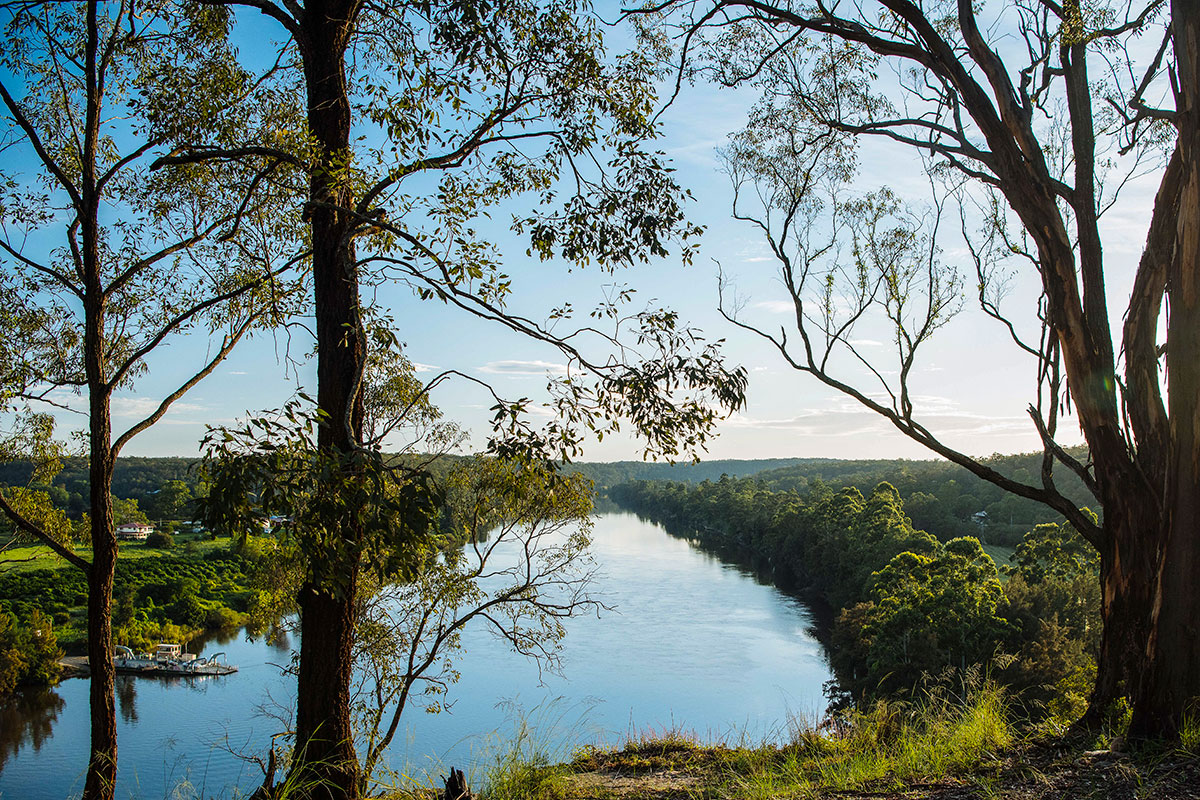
[2,447,1092,548]
[612,476,1100,723]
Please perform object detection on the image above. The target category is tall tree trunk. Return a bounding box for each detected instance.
[82,440,118,800]
[80,4,119,793]
[290,2,365,797]
[1130,0,1200,738]
[1085,485,1161,725]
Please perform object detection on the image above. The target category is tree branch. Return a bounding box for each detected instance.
[0,492,90,572]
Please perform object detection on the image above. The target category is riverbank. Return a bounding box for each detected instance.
[464,687,1200,800]
[552,737,1200,800]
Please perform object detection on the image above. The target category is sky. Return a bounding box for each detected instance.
[9,2,1166,464]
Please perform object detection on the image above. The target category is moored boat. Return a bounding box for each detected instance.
[111,642,238,677]
[112,644,155,673]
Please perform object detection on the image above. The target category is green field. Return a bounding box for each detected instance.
[0,533,229,573]
[981,543,1015,569]
[0,534,261,653]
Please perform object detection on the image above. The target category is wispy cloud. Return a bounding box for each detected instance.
[754,300,795,315]
[412,362,438,373]
[664,138,723,167]
[478,360,567,376]
[111,397,208,418]
[228,370,248,376]
[723,400,1031,440]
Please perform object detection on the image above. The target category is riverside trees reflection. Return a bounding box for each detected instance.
[0,688,63,775]
[612,476,1100,722]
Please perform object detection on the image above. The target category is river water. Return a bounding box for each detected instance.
[0,512,831,800]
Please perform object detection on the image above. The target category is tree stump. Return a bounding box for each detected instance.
[441,767,471,800]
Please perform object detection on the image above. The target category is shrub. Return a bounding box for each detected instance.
[145,531,174,549]
[167,593,206,628]
[203,606,242,630]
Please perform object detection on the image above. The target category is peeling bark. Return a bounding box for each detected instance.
[1130,0,1200,738]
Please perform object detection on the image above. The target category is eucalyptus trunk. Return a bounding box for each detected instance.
[289,1,367,796]
[79,3,119,792]
[1129,0,1200,736]
[1085,483,1161,724]
[82,438,118,800]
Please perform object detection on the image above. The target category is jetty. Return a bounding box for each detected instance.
[62,644,238,678]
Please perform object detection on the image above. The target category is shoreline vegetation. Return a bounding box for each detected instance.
[0,531,262,693]
[0,455,1192,799]
[608,476,1099,722]
[474,706,1200,800]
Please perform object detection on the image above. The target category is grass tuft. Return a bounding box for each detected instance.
[565,683,1014,800]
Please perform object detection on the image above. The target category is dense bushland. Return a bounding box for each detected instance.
[0,543,255,660]
[611,477,1099,722]
[0,609,61,693]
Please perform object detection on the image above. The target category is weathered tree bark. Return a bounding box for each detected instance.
[441,767,471,800]
[1085,485,1161,724]
[82,439,118,800]
[1129,0,1200,738]
[289,2,367,797]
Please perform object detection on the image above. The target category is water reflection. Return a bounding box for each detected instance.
[0,513,833,800]
[0,688,64,772]
[116,676,138,724]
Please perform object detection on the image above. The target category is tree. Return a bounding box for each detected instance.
[1000,521,1101,721]
[173,1,747,797]
[831,537,1009,701]
[352,457,597,794]
[643,0,1198,737]
[0,2,302,796]
[0,608,62,695]
[143,480,193,522]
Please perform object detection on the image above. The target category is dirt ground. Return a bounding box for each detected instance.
[562,739,1200,800]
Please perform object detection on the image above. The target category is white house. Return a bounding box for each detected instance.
[115,522,154,541]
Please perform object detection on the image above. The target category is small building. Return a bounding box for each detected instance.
[116,522,154,541]
[972,510,989,527]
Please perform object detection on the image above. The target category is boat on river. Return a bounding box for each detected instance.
[112,643,238,677]
[112,645,155,672]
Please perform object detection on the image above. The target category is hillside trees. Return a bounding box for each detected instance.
[166,1,746,796]
[832,538,1009,700]
[0,2,303,796]
[643,0,1199,736]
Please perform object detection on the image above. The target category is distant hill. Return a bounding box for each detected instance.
[646,450,1097,545]
[0,455,806,498]
[566,458,810,489]
[2,451,1095,544]
[0,456,198,516]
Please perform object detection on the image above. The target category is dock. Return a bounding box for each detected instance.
[59,655,90,676]
[59,651,238,678]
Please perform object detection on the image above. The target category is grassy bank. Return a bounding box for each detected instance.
[461,687,1200,800]
[474,686,1012,800]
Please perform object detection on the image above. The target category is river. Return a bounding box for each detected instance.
[0,512,832,800]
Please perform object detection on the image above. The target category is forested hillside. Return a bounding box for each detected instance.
[567,458,805,488]
[751,450,1095,545]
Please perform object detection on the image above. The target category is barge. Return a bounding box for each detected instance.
[113,643,238,676]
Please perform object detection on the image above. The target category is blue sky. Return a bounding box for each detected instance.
[19,2,1163,463]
